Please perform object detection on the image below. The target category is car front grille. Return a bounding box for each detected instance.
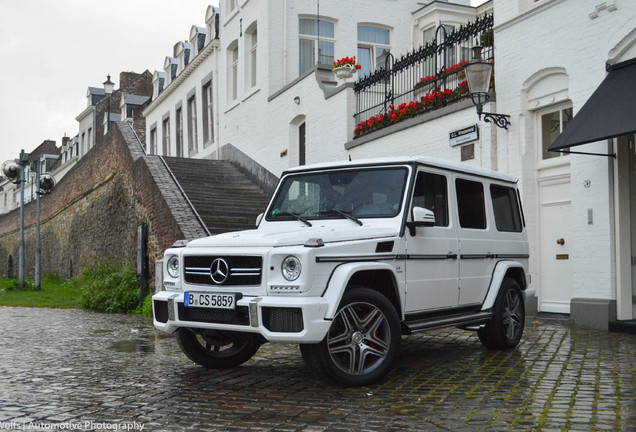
[183,255,262,286]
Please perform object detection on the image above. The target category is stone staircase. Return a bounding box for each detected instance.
[162,157,273,236]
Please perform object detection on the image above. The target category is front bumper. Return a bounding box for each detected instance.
[152,291,332,343]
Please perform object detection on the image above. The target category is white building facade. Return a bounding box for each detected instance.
[143,0,636,329]
[494,0,636,326]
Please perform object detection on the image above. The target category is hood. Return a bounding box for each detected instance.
[187,224,399,248]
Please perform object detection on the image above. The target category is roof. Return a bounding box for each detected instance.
[283,156,518,183]
[87,87,105,96]
[27,140,59,163]
[122,94,150,106]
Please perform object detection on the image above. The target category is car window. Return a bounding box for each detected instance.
[490,184,522,232]
[267,167,409,220]
[412,171,449,226]
[456,178,486,229]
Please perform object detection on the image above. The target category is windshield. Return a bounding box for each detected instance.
[266,166,409,222]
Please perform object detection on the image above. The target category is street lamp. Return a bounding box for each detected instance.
[103,74,115,133]
[2,150,29,289]
[464,46,510,130]
[32,159,56,290]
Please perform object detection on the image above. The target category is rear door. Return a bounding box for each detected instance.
[454,176,496,307]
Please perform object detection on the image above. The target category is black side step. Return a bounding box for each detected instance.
[403,311,492,333]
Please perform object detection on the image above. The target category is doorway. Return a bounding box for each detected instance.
[615,135,636,320]
[299,122,306,166]
[628,136,636,318]
[538,178,573,313]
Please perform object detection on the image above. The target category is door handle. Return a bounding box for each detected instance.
[556,238,565,246]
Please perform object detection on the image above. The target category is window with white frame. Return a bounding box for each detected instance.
[422,27,436,77]
[539,104,573,160]
[299,18,335,75]
[150,127,157,154]
[357,25,390,77]
[228,42,239,102]
[162,117,170,156]
[187,96,198,155]
[441,24,456,67]
[422,24,467,73]
[202,81,214,145]
[87,128,92,151]
[227,0,237,14]
[246,25,258,89]
[176,107,183,157]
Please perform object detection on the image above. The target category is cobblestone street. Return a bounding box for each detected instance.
[0,306,635,431]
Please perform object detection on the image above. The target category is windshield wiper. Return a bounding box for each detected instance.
[319,210,363,226]
[274,211,312,227]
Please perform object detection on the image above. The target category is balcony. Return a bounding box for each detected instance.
[353,14,494,139]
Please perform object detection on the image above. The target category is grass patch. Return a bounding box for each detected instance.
[64,262,141,314]
[0,274,82,309]
[0,263,150,314]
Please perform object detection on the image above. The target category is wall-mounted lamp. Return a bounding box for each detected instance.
[465,46,510,130]
[293,96,301,105]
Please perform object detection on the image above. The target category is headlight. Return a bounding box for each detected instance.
[281,256,301,281]
[166,256,180,278]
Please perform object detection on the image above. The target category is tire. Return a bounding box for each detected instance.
[176,328,261,369]
[301,288,401,387]
[478,278,525,349]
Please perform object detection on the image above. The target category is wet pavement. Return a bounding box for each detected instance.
[0,306,635,431]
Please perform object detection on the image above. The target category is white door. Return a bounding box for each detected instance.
[539,183,573,313]
[405,169,459,313]
[629,137,636,318]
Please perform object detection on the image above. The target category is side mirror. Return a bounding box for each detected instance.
[255,213,263,226]
[406,206,435,235]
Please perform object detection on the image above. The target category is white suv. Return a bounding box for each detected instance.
[153,156,531,386]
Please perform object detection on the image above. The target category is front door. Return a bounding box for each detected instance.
[405,169,459,313]
[538,180,572,313]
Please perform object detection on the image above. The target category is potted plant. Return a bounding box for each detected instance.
[333,56,362,79]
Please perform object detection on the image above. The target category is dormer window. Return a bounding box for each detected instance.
[174,42,192,74]
[153,71,166,99]
[190,26,207,56]
[121,94,151,121]
[86,87,105,107]
[164,57,178,84]
[205,6,220,41]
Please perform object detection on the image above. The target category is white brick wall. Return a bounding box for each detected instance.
[495,0,636,302]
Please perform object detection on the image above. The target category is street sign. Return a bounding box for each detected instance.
[449,124,479,147]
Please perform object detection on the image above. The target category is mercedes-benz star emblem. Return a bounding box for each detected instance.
[210,258,230,284]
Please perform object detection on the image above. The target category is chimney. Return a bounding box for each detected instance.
[119,71,141,89]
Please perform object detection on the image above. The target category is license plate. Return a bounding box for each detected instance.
[184,292,236,309]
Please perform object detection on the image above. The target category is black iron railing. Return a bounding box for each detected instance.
[353,13,494,139]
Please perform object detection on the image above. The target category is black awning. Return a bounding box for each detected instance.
[548,59,636,152]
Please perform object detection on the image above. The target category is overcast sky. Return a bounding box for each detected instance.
[0,0,217,166]
[0,0,487,168]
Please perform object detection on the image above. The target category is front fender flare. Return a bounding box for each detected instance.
[322,262,401,320]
